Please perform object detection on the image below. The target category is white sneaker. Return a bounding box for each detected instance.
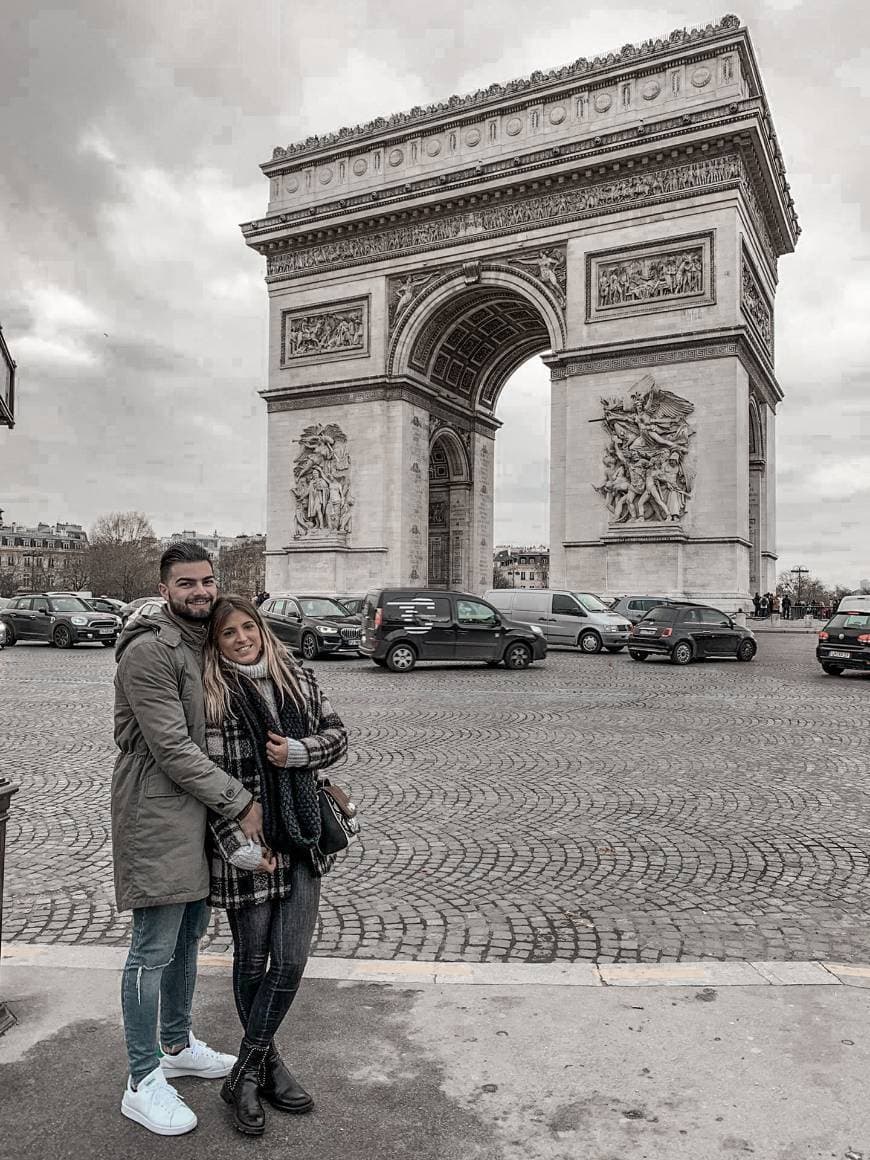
[121,1066,197,1136]
[160,1032,236,1079]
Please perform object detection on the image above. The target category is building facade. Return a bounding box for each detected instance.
[243,18,798,609]
[0,324,15,429]
[494,546,550,589]
[0,521,88,594]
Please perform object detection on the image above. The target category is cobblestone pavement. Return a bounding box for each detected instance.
[2,637,869,963]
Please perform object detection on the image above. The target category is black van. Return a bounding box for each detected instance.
[359,588,547,672]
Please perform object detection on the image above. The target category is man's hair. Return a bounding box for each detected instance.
[159,541,213,583]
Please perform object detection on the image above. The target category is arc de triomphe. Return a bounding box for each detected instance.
[242,16,798,608]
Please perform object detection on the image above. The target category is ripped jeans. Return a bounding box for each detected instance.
[121,898,210,1084]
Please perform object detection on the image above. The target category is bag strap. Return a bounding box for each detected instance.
[320,781,357,818]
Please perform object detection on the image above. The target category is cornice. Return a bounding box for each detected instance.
[543,328,783,407]
[265,16,742,164]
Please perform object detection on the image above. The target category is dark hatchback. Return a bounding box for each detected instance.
[628,603,757,665]
[359,588,547,672]
[0,593,120,648]
[816,611,870,676]
[260,594,362,660]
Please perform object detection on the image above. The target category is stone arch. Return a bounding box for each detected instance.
[428,425,471,483]
[427,426,473,588]
[748,396,765,461]
[389,265,563,415]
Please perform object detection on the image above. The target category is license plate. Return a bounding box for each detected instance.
[99,628,114,636]
[827,650,850,659]
[638,628,657,635]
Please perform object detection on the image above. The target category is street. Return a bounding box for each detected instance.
[2,635,868,964]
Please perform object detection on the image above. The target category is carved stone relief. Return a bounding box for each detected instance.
[594,376,696,523]
[292,423,353,540]
[281,298,369,365]
[586,233,714,322]
[740,250,773,356]
[269,154,760,282]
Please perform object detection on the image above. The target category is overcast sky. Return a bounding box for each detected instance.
[1,0,868,587]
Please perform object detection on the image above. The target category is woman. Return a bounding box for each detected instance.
[202,595,347,1136]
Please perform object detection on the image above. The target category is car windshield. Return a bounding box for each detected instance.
[298,597,349,618]
[571,592,609,612]
[49,597,92,612]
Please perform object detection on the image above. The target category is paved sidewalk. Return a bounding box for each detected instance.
[2,946,870,1159]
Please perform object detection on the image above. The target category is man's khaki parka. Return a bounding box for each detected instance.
[111,606,252,910]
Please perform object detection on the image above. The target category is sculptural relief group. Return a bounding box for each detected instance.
[595,377,696,524]
[293,423,353,539]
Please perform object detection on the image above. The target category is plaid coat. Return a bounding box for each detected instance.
[207,664,348,910]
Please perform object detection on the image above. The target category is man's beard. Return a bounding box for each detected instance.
[166,593,215,622]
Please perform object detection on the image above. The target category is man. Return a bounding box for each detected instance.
[112,542,265,1136]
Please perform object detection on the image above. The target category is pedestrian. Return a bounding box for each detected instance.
[781,593,792,621]
[254,591,270,607]
[202,594,348,1137]
[759,593,769,618]
[112,542,265,1136]
[753,591,761,618]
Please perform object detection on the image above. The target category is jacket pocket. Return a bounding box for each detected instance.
[144,770,183,798]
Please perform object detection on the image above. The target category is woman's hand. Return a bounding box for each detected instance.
[255,849,277,874]
[266,731,289,766]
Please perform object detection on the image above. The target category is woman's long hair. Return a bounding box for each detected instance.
[203,594,305,726]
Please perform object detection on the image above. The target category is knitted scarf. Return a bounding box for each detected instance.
[225,668,322,855]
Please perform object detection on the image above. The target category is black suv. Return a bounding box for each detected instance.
[628,603,757,665]
[359,588,547,672]
[0,593,120,648]
[260,594,362,660]
[816,610,870,676]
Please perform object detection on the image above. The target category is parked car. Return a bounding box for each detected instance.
[335,594,366,616]
[627,604,757,665]
[360,588,547,672]
[836,594,870,615]
[609,595,682,626]
[0,593,120,648]
[260,594,362,660]
[816,610,870,676]
[120,595,161,623]
[124,598,165,626]
[86,596,125,615]
[485,588,632,653]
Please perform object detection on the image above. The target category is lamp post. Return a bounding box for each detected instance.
[0,777,19,1035]
[791,565,809,617]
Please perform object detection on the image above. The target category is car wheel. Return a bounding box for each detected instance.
[629,650,647,661]
[504,642,533,670]
[605,645,625,653]
[578,630,602,654]
[385,643,416,672]
[300,632,319,661]
[736,639,756,662]
[670,640,693,666]
[821,663,844,676]
[1,629,15,646]
[53,624,75,649]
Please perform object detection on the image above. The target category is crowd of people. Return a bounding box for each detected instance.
[752,591,830,620]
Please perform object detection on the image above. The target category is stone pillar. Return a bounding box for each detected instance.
[469,433,495,593]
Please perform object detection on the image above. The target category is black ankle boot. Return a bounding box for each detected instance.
[220,1043,267,1135]
[259,1044,314,1114]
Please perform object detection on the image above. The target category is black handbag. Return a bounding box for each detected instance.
[317,779,360,855]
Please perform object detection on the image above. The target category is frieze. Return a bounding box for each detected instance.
[267,153,765,281]
[740,248,773,357]
[586,232,714,322]
[280,297,369,366]
[269,17,741,160]
[594,376,696,523]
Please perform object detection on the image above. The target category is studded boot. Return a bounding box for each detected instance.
[259,1043,314,1114]
[220,1040,268,1136]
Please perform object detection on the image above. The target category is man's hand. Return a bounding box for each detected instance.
[238,801,264,844]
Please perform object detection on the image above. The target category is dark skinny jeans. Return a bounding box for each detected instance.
[226,861,321,1050]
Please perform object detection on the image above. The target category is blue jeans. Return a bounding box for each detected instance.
[226,862,320,1050]
[121,898,210,1084]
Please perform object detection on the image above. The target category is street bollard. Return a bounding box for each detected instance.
[0,776,19,1035]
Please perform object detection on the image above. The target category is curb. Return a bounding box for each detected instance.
[4,943,869,989]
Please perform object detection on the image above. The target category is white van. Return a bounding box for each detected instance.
[837,594,870,614]
[484,588,632,653]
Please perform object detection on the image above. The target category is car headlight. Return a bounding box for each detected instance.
[317,625,339,634]
[70,616,88,626]
[530,625,544,636]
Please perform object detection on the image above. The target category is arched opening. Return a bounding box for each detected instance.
[394,274,558,590]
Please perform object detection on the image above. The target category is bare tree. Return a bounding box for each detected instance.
[88,512,161,602]
[218,537,266,598]
[491,565,512,589]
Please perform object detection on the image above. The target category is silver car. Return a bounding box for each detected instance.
[484,588,632,653]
